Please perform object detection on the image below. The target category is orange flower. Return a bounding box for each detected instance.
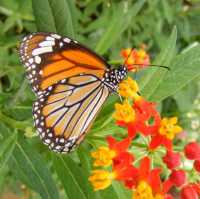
[113,100,135,123]
[149,117,182,150]
[121,46,150,72]
[91,136,132,168]
[91,146,116,167]
[88,170,116,191]
[89,136,135,191]
[159,117,182,140]
[116,97,161,139]
[118,77,139,99]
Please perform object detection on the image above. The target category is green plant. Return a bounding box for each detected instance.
[0,0,200,198]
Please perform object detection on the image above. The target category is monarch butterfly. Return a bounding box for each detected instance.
[19,32,127,153]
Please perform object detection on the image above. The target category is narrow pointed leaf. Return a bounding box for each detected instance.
[53,155,97,199]
[32,0,56,32]
[32,0,75,37]
[139,27,177,100]
[0,131,17,170]
[95,0,146,54]
[149,45,200,101]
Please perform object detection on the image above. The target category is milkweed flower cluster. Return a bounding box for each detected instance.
[120,46,150,72]
[89,48,200,198]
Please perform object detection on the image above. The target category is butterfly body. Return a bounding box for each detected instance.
[19,32,127,153]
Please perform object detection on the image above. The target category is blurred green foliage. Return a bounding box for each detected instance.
[0,0,200,198]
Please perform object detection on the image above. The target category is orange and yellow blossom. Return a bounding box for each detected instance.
[89,136,134,191]
[121,47,150,72]
[91,146,116,167]
[88,170,116,191]
[159,117,182,140]
[150,117,183,150]
[113,100,135,123]
[131,157,174,199]
[133,181,165,199]
[133,181,155,199]
[118,77,139,99]
[91,136,132,168]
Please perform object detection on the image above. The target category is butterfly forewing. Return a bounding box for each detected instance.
[19,32,109,95]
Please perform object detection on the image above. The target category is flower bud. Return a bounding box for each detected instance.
[181,185,199,199]
[169,170,186,187]
[184,142,200,160]
[163,150,181,169]
[194,159,200,172]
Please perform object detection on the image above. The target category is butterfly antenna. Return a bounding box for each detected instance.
[130,63,170,71]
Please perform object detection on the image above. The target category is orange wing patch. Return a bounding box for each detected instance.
[40,48,107,90]
[62,50,106,69]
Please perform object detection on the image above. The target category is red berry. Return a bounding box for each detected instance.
[163,150,181,169]
[194,159,200,172]
[184,142,200,160]
[181,185,199,199]
[169,170,186,187]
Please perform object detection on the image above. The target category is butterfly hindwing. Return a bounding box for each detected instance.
[33,74,109,153]
[19,32,110,95]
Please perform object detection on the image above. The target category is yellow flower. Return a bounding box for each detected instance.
[137,49,147,59]
[113,100,135,123]
[88,170,116,191]
[132,181,154,199]
[91,146,116,167]
[159,117,183,140]
[118,77,139,99]
[154,194,164,199]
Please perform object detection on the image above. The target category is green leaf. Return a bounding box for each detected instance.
[32,0,56,32]
[174,81,198,112]
[112,181,131,199]
[139,27,177,100]
[53,155,97,199]
[32,0,75,37]
[0,131,17,170]
[95,0,146,54]
[10,137,59,199]
[77,145,92,176]
[100,185,121,199]
[161,0,173,24]
[48,0,75,37]
[149,45,200,102]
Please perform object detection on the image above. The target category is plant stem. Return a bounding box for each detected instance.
[131,142,146,148]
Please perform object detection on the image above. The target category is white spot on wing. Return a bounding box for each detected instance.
[22,37,27,41]
[32,47,53,56]
[28,58,33,64]
[35,56,41,64]
[46,36,55,41]
[39,41,55,47]
[51,34,61,39]
[39,70,43,75]
[63,38,71,43]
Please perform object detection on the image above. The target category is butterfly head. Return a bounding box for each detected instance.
[116,65,128,82]
[103,65,127,92]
